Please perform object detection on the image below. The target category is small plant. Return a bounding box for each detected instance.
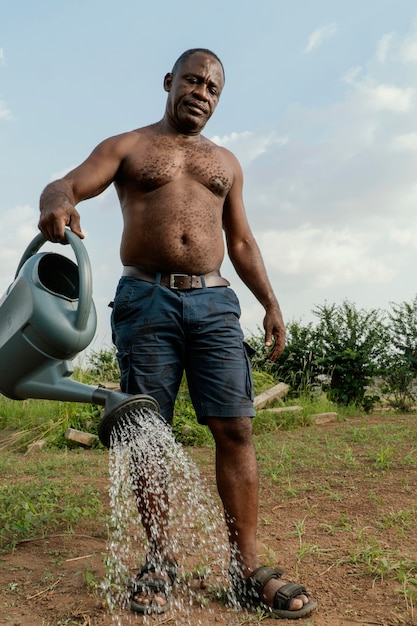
[291,517,319,577]
[84,565,100,592]
[191,563,212,581]
[373,445,394,471]
[397,573,417,615]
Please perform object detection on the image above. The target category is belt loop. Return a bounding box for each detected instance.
[155,272,162,285]
[201,275,207,288]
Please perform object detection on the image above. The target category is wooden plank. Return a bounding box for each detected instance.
[265,406,302,413]
[65,428,98,447]
[253,382,290,409]
[309,412,338,425]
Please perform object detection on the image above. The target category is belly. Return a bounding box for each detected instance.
[120,209,225,274]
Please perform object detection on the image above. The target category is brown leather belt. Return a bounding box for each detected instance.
[122,266,230,289]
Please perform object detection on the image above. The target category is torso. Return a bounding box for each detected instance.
[114,124,234,274]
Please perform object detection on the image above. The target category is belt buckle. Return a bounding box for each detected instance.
[169,273,190,289]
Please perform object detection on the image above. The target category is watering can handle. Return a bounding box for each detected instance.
[15,230,93,331]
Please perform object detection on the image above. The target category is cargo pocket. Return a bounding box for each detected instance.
[116,349,131,394]
[243,344,255,401]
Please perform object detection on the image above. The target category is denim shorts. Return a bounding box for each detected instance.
[110,277,255,424]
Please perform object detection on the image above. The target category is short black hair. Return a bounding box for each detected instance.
[171,48,225,81]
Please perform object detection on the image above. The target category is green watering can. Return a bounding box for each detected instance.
[0,230,159,447]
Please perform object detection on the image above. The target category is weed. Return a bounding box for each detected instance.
[377,507,415,531]
[291,518,319,577]
[373,445,394,470]
[316,484,343,502]
[397,573,417,615]
[84,565,100,592]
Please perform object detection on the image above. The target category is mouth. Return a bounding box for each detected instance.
[185,101,207,115]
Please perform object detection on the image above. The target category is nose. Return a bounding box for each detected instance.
[192,83,209,101]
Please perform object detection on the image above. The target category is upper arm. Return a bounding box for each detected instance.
[222,150,254,250]
[62,132,136,204]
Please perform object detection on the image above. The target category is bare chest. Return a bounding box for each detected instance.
[118,138,233,198]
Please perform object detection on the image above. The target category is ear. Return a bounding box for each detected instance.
[163,73,173,92]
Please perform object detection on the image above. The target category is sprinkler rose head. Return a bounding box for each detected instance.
[98,394,161,448]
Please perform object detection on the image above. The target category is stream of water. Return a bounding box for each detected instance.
[101,405,232,624]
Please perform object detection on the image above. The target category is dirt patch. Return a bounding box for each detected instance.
[1,413,417,625]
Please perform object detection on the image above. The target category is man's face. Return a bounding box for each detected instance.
[164,52,224,135]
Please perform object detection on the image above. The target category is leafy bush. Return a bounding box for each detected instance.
[313,301,387,410]
[381,296,417,410]
[83,346,120,383]
[273,320,323,394]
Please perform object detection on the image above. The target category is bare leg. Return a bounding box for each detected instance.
[131,454,174,609]
[207,416,308,612]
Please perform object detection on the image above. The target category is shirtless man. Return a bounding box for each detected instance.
[38,48,316,619]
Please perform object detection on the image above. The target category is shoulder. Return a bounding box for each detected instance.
[92,125,155,158]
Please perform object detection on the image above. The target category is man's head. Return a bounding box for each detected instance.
[163,49,225,136]
[171,49,225,82]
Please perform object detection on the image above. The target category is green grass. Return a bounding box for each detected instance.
[0,451,107,551]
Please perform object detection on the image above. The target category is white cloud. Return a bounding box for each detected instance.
[375,33,393,63]
[390,227,417,248]
[258,227,396,289]
[0,48,5,65]
[0,98,12,120]
[391,132,417,151]
[304,23,338,54]
[400,22,417,62]
[343,70,414,112]
[364,83,414,112]
[211,130,288,167]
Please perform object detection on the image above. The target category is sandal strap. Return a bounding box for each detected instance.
[247,566,284,595]
[273,582,308,610]
[132,577,170,595]
[140,557,178,585]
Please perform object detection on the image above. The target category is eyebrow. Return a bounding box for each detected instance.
[184,72,222,90]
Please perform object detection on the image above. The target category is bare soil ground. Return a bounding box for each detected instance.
[1,412,417,626]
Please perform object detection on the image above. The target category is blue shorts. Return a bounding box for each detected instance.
[110,277,255,424]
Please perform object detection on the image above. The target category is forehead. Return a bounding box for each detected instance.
[179,52,224,87]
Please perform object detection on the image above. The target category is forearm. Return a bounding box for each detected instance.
[39,179,84,242]
[40,179,76,214]
[229,238,280,311]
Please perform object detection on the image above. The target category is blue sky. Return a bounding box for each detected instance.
[2,1,417,351]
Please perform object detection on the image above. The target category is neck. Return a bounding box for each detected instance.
[159,114,206,138]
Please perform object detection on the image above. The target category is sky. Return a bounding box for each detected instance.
[2,0,417,355]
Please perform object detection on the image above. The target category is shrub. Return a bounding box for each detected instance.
[381,296,417,410]
[313,301,387,410]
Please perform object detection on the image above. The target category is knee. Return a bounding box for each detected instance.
[207,416,253,447]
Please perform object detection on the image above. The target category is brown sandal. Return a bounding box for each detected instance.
[231,565,317,620]
[130,557,178,615]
